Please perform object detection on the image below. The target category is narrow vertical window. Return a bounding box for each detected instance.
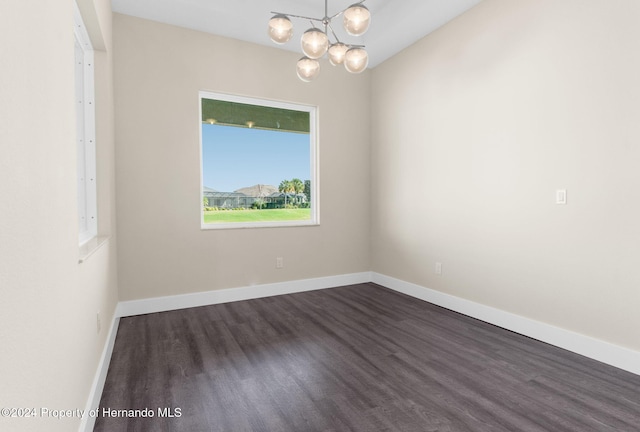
[75,4,97,245]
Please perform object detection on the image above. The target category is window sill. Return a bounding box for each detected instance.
[201,220,320,230]
[79,235,110,264]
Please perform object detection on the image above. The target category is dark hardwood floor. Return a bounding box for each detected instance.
[94,283,640,432]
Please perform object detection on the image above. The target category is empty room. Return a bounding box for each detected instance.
[1,0,639,431]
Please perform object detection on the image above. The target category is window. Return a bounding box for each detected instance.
[200,92,318,229]
[75,4,97,245]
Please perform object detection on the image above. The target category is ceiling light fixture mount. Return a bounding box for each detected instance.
[268,0,370,82]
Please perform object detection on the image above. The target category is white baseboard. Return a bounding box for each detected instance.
[83,270,639,431]
[116,272,373,317]
[79,313,120,432]
[372,272,640,376]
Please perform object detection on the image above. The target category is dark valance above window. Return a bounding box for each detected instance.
[201,99,310,133]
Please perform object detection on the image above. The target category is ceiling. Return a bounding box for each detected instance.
[110,0,482,68]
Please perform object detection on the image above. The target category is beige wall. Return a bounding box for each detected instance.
[113,14,371,301]
[0,0,118,430]
[371,0,640,351]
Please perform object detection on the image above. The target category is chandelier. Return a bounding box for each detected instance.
[268,0,371,82]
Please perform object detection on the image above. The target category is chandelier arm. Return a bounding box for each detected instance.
[326,22,341,43]
[270,11,324,22]
[328,9,343,20]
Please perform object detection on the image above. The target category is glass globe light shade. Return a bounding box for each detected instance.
[344,47,369,74]
[268,14,294,44]
[296,57,321,82]
[300,28,329,59]
[328,42,348,66]
[343,4,371,36]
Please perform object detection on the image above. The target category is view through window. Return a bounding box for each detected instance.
[200,92,318,228]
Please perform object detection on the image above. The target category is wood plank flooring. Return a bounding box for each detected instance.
[94,283,640,431]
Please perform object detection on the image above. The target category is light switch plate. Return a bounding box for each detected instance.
[556,189,567,205]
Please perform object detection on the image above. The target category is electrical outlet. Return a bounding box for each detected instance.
[276,257,284,269]
[96,312,101,334]
[435,262,442,275]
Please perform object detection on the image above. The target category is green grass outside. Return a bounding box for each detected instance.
[204,208,311,224]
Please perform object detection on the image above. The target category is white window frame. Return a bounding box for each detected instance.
[199,91,319,230]
[75,4,97,245]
